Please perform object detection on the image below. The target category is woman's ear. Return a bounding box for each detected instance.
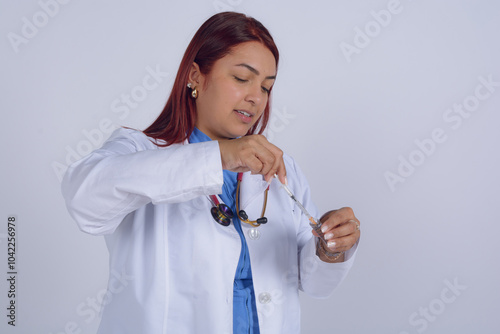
[188,62,203,88]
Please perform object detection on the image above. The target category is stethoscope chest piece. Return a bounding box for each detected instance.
[211,204,233,226]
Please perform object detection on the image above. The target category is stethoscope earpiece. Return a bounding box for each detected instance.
[256,217,267,225]
[237,210,268,227]
[238,210,248,220]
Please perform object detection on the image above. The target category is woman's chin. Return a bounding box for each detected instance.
[224,126,252,139]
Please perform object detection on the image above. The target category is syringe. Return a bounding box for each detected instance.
[273,175,330,248]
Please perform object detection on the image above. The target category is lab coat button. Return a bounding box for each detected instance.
[248,228,260,240]
[258,292,271,304]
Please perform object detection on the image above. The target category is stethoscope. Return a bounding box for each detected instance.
[209,173,269,227]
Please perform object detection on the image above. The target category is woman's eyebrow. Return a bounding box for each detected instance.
[235,63,276,80]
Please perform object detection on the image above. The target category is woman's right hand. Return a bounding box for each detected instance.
[218,135,286,184]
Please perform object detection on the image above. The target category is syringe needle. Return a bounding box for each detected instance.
[273,175,342,256]
[273,174,320,226]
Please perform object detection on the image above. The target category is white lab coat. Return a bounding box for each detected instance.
[62,128,357,334]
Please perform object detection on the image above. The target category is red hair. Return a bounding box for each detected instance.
[143,11,279,146]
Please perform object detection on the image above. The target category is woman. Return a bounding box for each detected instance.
[62,11,360,334]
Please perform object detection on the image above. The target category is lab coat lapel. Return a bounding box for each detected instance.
[239,172,269,210]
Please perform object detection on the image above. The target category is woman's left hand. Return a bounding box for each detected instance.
[313,207,360,255]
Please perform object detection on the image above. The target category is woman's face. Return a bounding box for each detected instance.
[191,41,277,140]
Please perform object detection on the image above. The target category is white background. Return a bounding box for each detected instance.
[1,0,499,333]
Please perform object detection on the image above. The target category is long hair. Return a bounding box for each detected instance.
[143,12,279,146]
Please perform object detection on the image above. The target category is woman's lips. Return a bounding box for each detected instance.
[234,109,253,123]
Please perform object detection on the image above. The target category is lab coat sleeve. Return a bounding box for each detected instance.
[288,157,359,299]
[61,128,223,235]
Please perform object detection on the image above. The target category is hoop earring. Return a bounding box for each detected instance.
[191,87,198,99]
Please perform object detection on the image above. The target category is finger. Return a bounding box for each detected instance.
[266,156,286,184]
[333,207,356,223]
[263,144,285,183]
[249,135,285,183]
[240,135,275,176]
[237,136,273,175]
[323,219,360,240]
[325,233,358,253]
[221,134,287,183]
[254,148,276,177]
[320,207,357,232]
[275,163,287,185]
[244,153,265,175]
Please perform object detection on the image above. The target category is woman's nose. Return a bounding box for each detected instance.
[245,83,264,106]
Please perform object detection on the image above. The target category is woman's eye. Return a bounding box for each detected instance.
[234,76,247,82]
[234,76,270,94]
